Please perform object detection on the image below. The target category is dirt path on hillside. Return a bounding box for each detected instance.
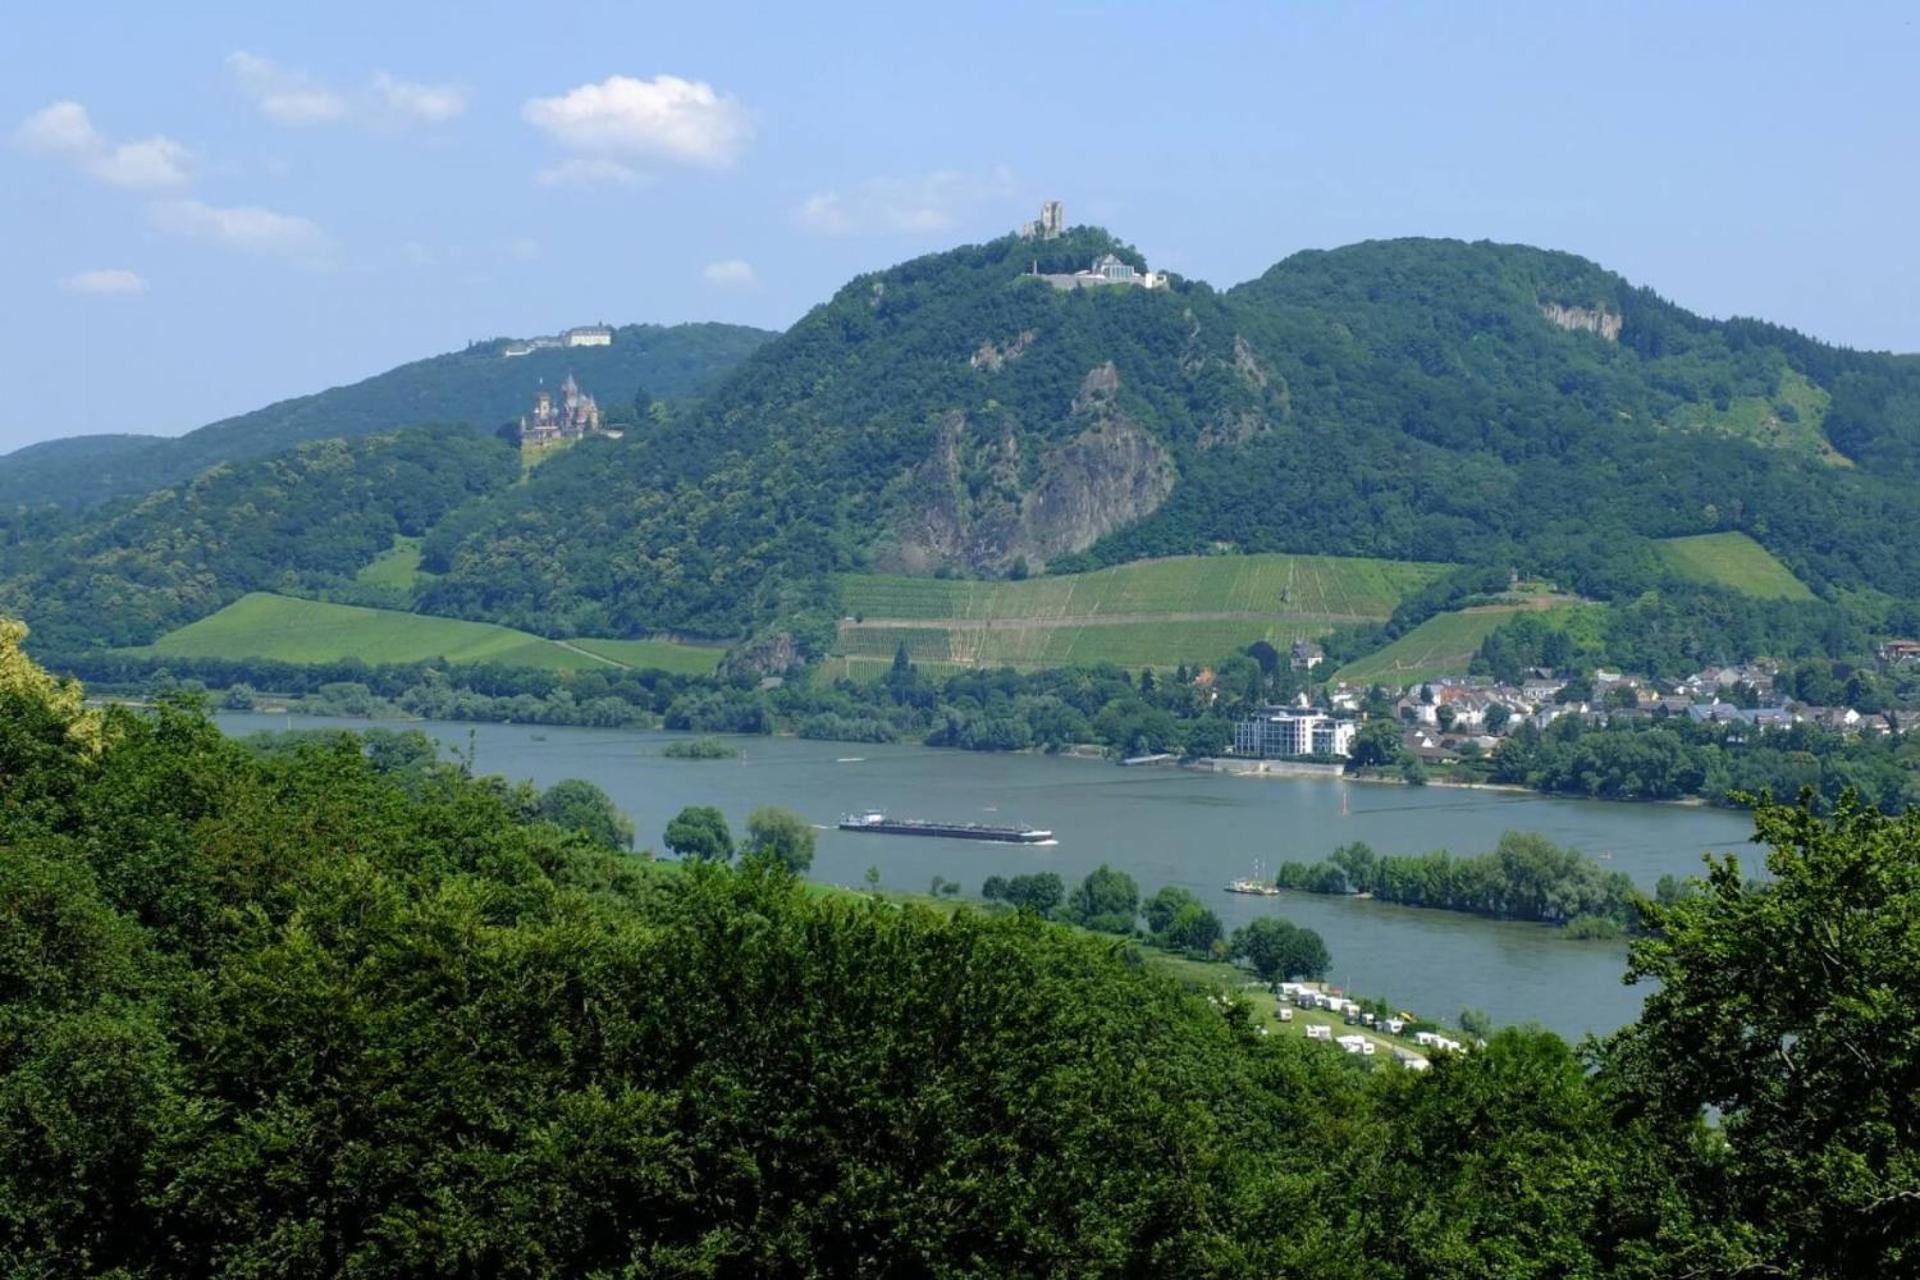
[554,640,629,669]
[841,610,1377,632]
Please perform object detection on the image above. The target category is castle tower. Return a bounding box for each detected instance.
[1039,199,1063,239]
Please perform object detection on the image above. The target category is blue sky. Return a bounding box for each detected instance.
[3,1,1916,452]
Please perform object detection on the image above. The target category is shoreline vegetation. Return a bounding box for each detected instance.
[660,736,739,760]
[51,630,1918,817]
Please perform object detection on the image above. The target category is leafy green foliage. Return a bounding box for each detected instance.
[1491,715,1920,812]
[742,805,815,874]
[663,803,734,861]
[981,871,1065,915]
[1067,863,1141,934]
[1609,795,1920,1276]
[1275,834,1642,927]
[538,777,635,850]
[1230,916,1331,980]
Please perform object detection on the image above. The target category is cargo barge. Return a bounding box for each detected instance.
[837,810,1053,844]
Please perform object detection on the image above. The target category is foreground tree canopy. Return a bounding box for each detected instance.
[0,625,1915,1277]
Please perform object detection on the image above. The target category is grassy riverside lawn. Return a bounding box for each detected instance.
[128,591,722,675]
[1654,531,1817,601]
[835,552,1449,672]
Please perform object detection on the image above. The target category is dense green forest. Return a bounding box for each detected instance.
[5,617,1918,1276]
[0,322,773,509]
[0,427,517,649]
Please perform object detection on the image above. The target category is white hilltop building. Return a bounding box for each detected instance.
[502,323,615,358]
[1019,199,1170,291]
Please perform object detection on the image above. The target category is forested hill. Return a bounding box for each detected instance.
[0,426,517,649]
[417,228,1277,638]
[0,321,774,510]
[414,230,1920,641]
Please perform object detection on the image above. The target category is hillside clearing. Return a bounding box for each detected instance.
[1654,532,1814,601]
[354,535,428,591]
[1333,604,1576,686]
[129,592,721,674]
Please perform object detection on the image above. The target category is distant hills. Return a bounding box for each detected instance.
[0,322,774,509]
[6,229,1920,668]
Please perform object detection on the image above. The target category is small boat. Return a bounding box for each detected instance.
[837,810,1052,844]
[1224,858,1283,896]
[1225,878,1283,896]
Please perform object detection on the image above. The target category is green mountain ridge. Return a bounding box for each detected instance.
[415,231,1920,641]
[0,321,775,510]
[8,230,1920,660]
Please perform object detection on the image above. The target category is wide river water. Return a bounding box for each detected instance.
[217,713,1758,1040]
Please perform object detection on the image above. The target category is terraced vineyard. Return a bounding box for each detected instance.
[834,553,1448,673]
[130,592,722,675]
[1654,532,1815,601]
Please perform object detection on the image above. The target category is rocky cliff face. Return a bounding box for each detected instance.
[883,364,1175,574]
[1539,301,1623,341]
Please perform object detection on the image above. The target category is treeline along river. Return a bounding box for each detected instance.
[218,713,1755,1038]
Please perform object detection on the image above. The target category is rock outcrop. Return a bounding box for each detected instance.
[1539,301,1623,341]
[969,330,1035,371]
[886,362,1175,574]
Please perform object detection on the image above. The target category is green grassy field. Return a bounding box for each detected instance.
[566,636,723,676]
[353,535,428,591]
[1332,606,1543,686]
[835,553,1448,671]
[1655,532,1815,601]
[132,592,721,674]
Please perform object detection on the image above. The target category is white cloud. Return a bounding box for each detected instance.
[148,199,334,267]
[795,167,1016,236]
[534,157,646,189]
[227,52,467,130]
[523,74,751,171]
[502,237,541,261]
[371,72,468,125]
[88,136,195,189]
[226,51,348,124]
[702,258,758,288]
[16,100,97,153]
[14,100,192,189]
[59,268,147,296]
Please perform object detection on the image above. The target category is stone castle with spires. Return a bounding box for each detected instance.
[519,373,617,445]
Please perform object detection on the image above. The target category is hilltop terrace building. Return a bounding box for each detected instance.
[1232,707,1358,759]
[502,324,615,357]
[1036,252,1171,291]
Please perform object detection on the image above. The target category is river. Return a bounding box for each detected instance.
[216,713,1758,1040]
